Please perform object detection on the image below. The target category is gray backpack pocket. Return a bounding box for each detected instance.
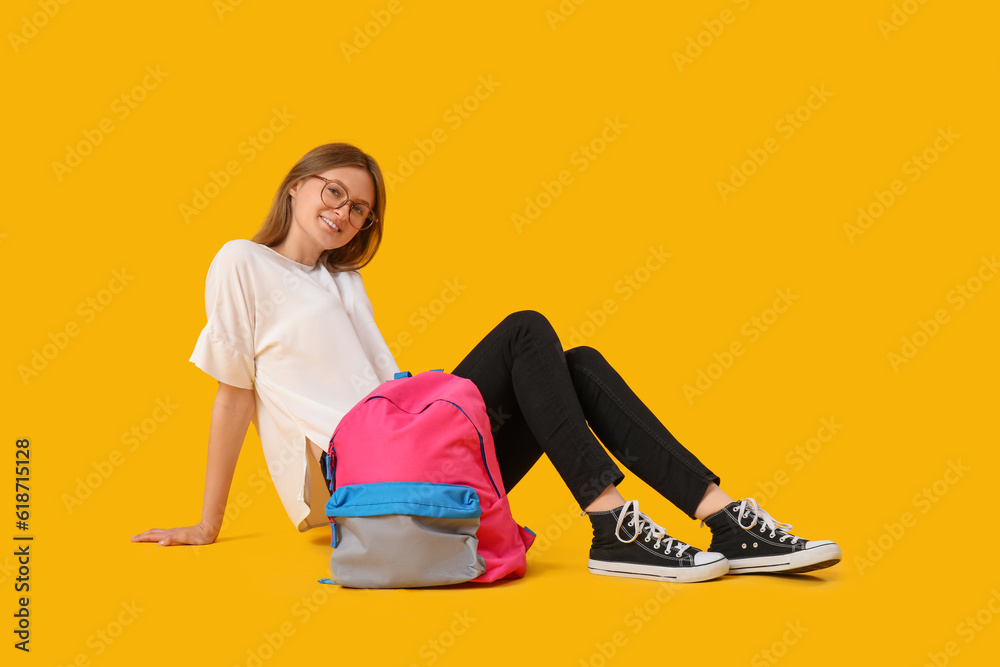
[326,481,486,588]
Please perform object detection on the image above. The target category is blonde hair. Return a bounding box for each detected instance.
[252,143,386,272]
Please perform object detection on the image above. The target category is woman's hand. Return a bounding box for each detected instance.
[131,522,218,546]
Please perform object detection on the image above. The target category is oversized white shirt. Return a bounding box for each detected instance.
[189,239,400,531]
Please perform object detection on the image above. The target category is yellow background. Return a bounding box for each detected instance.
[4,0,998,664]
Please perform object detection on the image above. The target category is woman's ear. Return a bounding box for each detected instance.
[288,178,303,200]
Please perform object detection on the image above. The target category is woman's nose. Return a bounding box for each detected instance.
[328,200,350,219]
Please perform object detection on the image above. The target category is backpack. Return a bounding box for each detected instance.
[320,369,535,588]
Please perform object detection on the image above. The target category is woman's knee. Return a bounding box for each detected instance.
[502,309,555,336]
[565,345,605,370]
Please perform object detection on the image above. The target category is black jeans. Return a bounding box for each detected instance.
[450,310,720,519]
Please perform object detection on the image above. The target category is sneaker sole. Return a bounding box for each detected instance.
[727,543,842,574]
[587,556,729,583]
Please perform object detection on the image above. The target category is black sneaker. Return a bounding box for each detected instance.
[586,500,729,583]
[702,498,841,574]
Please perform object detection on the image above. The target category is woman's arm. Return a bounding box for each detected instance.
[131,381,255,546]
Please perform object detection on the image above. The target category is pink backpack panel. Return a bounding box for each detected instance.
[326,370,535,585]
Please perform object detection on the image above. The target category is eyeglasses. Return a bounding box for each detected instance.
[309,175,377,230]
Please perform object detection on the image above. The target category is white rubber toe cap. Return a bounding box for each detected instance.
[694,550,727,565]
[805,540,835,549]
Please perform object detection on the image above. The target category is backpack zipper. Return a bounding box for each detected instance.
[440,399,502,500]
[358,395,502,500]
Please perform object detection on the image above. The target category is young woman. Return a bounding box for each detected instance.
[132,143,841,583]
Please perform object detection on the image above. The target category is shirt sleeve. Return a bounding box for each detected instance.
[189,242,256,389]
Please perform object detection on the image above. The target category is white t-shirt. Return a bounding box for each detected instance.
[189,239,400,531]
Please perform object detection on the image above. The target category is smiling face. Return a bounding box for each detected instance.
[284,165,376,265]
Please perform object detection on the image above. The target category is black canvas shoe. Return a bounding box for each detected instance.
[586,500,729,583]
[702,498,841,574]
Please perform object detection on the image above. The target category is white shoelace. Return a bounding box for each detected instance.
[615,500,691,556]
[736,498,800,544]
